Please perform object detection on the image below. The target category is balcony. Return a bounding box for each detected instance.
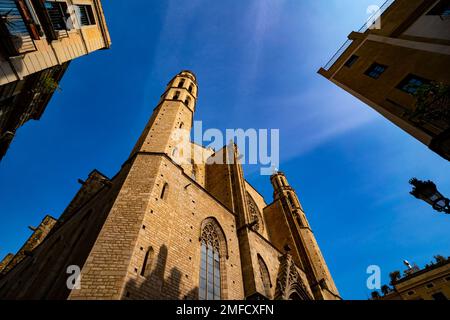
[322,0,395,71]
[0,0,37,56]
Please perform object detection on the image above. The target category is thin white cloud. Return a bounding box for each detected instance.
[252,85,378,161]
[237,0,286,96]
[150,0,204,73]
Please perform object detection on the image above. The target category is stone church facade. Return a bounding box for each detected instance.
[0,71,341,300]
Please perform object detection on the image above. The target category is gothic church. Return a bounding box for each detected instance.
[0,71,340,300]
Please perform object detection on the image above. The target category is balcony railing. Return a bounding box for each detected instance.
[0,0,37,55]
[323,0,396,71]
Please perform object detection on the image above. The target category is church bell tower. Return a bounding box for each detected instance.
[269,171,340,300]
[130,70,198,160]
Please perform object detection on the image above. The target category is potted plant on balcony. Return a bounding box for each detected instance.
[389,271,401,286]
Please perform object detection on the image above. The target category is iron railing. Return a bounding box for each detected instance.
[0,0,37,54]
[323,0,396,70]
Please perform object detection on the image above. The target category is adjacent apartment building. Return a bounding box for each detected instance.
[374,256,450,300]
[319,0,450,161]
[0,0,111,161]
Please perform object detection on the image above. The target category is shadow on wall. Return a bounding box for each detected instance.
[124,245,199,300]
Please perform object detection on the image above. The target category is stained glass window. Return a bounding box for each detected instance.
[199,223,221,300]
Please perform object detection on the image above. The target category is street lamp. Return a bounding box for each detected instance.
[409,178,450,214]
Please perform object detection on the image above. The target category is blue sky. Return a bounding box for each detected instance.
[0,0,449,300]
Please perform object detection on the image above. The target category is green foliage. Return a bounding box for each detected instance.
[371,291,381,299]
[381,285,391,296]
[434,255,447,263]
[409,82,450,127]
[40,76,61,94]
[389,271,401,285]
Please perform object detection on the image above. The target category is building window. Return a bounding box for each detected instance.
[345,55,359,68]
[257,255,272,298]
[185,97,191,107]
[45,1,70,31]
[140,247,154,277]
[75,4,96,26]
[172,147,178,158]
[24,0,43,31]
[173,91,180,100]
[288,193,296,209]
[432,292,448,300]
[160,183,168,200]
[199,222,222,300]
[178,79,185,88]
[407,291,415,296]
[446,276,450,282]
[188,84,193,93]
[397,74,429,95]
[191,165,197,181]
[364,63,387,79]
[426,283,434,288]
[427,0,450,19]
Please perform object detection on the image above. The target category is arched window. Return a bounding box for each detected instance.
[257,255,272,298]
[185,97,191,107]
[141,247,154,277]
[276,178,282,189]
[199,221,225,300]
[161,183,168,200]
[173,91,180,100]
[178,79,185,88]
[191,165,198,181]
[188,84,193,93]
[288,193,296,209]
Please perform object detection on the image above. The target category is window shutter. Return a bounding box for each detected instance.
[30,0,58,40]
[15,0,40,40]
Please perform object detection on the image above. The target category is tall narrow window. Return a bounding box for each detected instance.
[179,122,184,129]
[45,1,70,31]
[288,193,296,209]
[188,84,193,93]
[178,79,185,88]
[185,97,191,107]
[141,247,154,277]
[173,91,180,100]
[160,183,168,200]
[172,147,179,159]
[258,255,272,298]
[199,223,222,300]
[191,165,198,181]
[276,178,282,189]
[75,4,96,26]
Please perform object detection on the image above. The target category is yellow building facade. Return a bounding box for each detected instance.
[0,0,111,160]
[319,0,450,161]
[381,258,450,300]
